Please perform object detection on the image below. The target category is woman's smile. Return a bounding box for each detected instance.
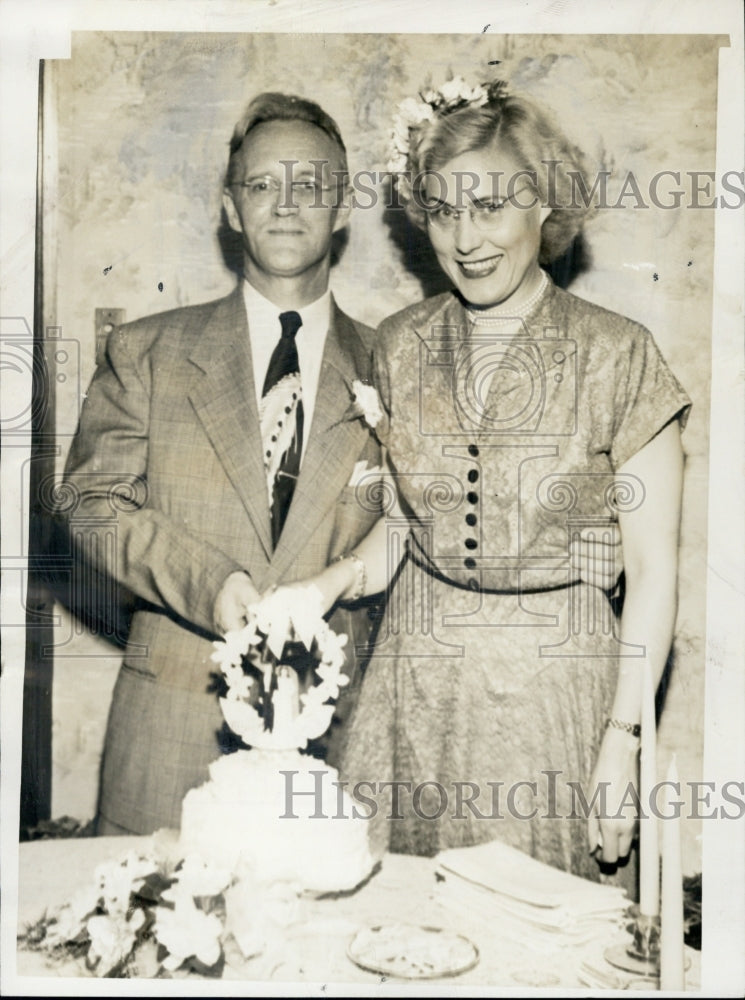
[456,253,504,278]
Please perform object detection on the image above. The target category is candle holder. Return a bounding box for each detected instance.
[603,904,660,979]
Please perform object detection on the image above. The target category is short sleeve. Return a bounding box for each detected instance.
[610,327,691,470]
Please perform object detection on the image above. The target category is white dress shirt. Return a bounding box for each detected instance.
[242,280,331,461]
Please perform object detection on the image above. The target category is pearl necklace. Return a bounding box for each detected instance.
[467,271,549,326]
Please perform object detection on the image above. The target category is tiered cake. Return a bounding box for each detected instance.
[179,587,375,895]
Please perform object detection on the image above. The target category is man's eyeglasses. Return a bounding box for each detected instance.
[229,176,335,207]
[422,186,536,231]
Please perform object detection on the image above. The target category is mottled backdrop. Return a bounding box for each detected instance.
[45,31,723,871]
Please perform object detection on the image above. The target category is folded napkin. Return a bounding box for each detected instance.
[436,840,629,942]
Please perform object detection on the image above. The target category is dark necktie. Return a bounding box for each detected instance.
[262,310,304,548]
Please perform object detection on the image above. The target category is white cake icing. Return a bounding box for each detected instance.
[180,748,374,894]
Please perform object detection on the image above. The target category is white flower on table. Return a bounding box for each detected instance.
[224,877,302,960]
[42,884,100,947]
[87,908,145,975]
[171,855,232,898]
[70,883,101,920]
[155,889,223,972]
[93,851,158,913]
[223,877,265,960]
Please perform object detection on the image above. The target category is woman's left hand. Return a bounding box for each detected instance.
[587,726,640,865]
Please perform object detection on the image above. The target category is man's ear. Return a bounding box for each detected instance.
[331,184,353,234]
[222,189,243,234]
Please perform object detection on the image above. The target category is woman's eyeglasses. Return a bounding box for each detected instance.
[423,186,536,231]
[229,175,335,207]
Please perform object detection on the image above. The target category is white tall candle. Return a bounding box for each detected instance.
[660,755,685,990]
[639,657,660,917]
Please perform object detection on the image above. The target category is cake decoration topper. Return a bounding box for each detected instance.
[210,585,350,751]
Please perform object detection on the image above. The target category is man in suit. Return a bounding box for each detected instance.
[62,92,621,837]
[62,93,383,835]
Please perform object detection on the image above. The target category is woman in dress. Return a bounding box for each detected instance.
[283,79,690,884]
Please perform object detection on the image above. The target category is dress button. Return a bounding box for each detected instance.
[468,444,479,457]
[468,469,479,484]
[467,491,478,505]
[465,513,477,527]
[464,558,476,570]
[467,576,480,590]
[465,538,478,550]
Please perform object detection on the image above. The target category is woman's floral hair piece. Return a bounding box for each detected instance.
[387,77,508,174]
[385,75,594,265]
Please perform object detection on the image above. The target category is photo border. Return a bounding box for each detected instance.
[1,1,743,996]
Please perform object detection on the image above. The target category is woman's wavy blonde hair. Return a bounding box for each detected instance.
[401,82,595,265]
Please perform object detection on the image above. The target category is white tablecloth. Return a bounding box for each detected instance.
[13,836,701,989]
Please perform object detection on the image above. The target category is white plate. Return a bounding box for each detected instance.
[347,923,479,980]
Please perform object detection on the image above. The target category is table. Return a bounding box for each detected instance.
[13,837,701,989]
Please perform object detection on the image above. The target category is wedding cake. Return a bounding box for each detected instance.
[179,587,375,895]
[24,587,375,978]
[180,749,374,894]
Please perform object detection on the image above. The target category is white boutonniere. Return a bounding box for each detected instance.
[345,379,384,430]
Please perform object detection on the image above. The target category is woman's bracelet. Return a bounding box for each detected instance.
[334,551,367,601]
[606,717,641,739]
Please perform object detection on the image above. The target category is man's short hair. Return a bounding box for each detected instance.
[227,92,348,181]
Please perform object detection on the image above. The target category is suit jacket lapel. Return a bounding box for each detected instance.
[187,287,273,560]
[269,299,372,582]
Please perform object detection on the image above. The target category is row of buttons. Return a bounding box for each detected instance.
[466,443,479,571]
